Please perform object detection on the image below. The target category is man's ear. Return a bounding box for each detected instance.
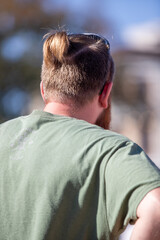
[99,82,113,108]
[40,81,46,103]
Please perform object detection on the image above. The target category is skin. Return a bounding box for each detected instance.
[95,95,111,129]
[40,81,113,127]
[131,187,160,240]
[40,81,160,240]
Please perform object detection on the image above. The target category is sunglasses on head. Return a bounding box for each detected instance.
[68,33,110,50]
[68,33,111,95]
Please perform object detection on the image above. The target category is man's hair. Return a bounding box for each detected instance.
[41,31,114,106]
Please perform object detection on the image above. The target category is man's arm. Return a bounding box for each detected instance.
[131,187,160,240]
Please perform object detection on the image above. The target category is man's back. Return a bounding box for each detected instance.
[1,110,160,240]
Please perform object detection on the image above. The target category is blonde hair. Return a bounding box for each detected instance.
[41,31,114,105]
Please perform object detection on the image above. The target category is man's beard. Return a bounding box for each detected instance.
[95,97,111,130]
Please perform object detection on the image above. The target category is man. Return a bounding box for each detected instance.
[0,31,160,240]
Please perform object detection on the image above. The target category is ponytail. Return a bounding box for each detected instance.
[41,30,114,105]
[43,31,70,65]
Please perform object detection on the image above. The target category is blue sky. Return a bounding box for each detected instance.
[41,0,160,47]
[43,0,160,30]
[104,0,160,31]
[1,0,160,61]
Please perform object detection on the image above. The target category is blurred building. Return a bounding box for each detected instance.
[117,19,160,240]
[112,20,160,168]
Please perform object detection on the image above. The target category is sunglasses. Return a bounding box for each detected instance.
[68,33,110,50]
[68,33,111,95]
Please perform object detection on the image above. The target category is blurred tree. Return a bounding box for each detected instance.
[0,0,112,122]
[0,0,68,122]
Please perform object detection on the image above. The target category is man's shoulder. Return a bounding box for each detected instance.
[76,118,130,143]
[0,113,34,139]
[0,110,132,149]
[0,114,28,129]
[61,116,133,153]
[36,109,131,146]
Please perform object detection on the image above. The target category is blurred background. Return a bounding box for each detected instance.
[0,0,160,238]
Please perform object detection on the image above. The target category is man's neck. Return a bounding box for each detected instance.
[43,98,101,125]
[44,101,76,118]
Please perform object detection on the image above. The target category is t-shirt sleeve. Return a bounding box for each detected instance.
[105,140,160,237]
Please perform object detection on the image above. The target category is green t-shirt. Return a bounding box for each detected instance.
[0,110,160,240]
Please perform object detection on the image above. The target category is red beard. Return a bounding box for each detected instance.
[95,96,111,130]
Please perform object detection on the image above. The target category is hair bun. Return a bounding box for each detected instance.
[43,31,69,65]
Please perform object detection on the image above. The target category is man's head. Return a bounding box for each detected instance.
[41,31,114,129]
[41,31,114,104]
